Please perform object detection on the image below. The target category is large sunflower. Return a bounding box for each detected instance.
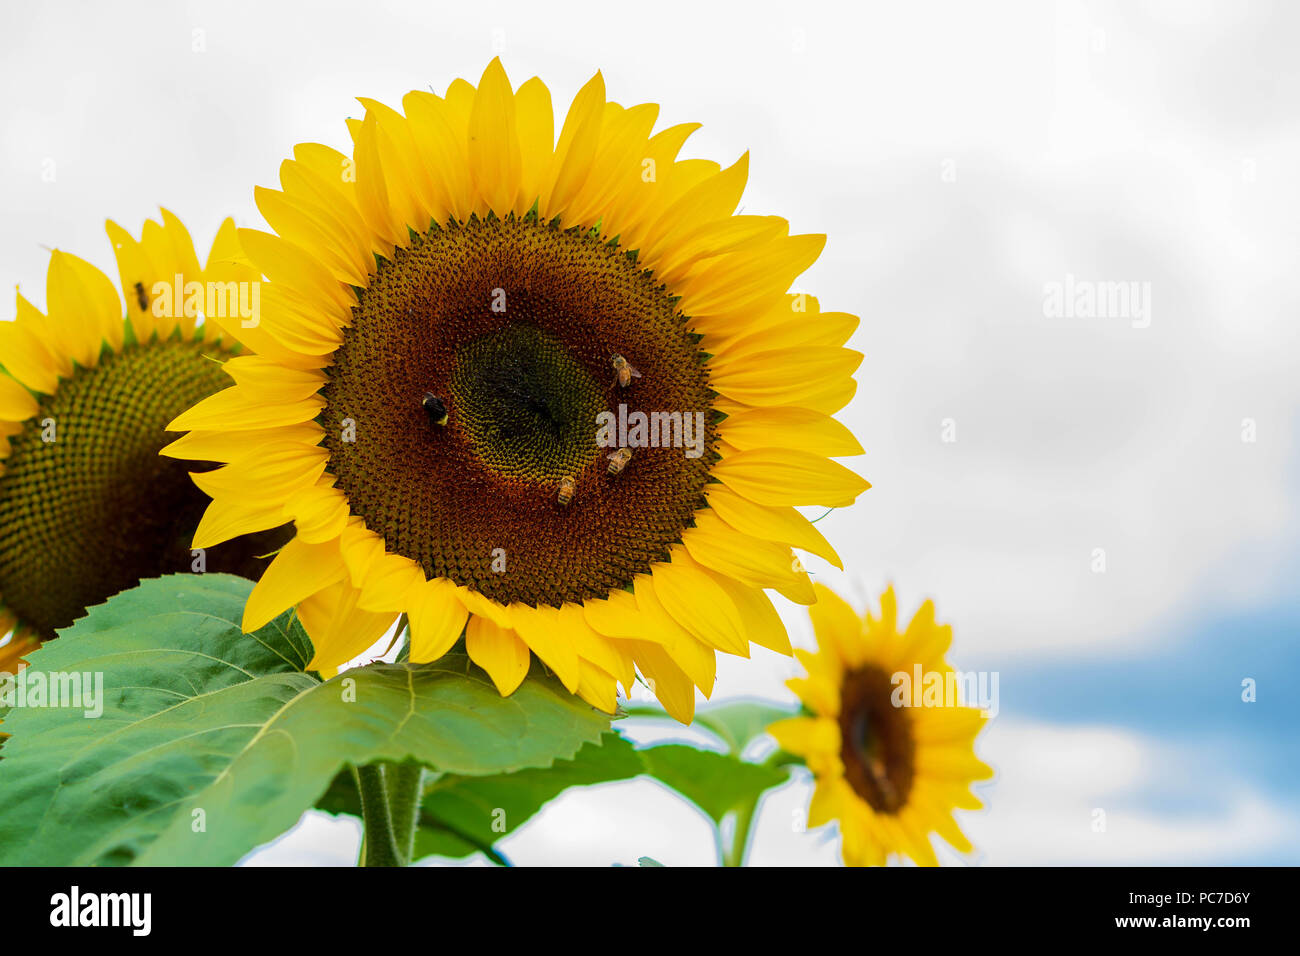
[0,211,287,672]
[164,60,869,720]
[770,585,992,866]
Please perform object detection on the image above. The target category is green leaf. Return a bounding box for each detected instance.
[403,731,789,863]
[414,731,644,862]
[639,745,789,825]
[624,699,798,756]
[691,700,800,756]
[0,573,609,866]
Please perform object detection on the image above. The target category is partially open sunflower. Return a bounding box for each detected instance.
[164,60,869,720]
[770,585,992,866]
[0,211,286,671]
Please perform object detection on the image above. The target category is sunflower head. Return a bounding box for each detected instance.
[165,59,870,719]
[0,211,290,656]
[770,584,993,866]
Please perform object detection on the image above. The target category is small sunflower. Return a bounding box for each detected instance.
[0,210,288,665]
[165,60,869,720]
[770,585,992,866]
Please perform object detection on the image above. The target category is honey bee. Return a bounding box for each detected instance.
[611,353,642,388]
[607,447,633,475]
[134,281,149,312]
[421,392,448,426]
[557,476,575,506]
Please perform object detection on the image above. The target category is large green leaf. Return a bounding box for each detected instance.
[397,733,787,863]
[413,731,645,861]
[0,573,610,866]
[320,697,803,866]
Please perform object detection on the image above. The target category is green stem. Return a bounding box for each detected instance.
[386,762,424,864]
[722,800,758,867]
[356,762,421,867]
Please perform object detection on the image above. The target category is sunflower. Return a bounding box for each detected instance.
[0,210,289,667]
[770,585,992,866]
[164,59,869,721]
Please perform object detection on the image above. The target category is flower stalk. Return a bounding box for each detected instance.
[356,761,424,867]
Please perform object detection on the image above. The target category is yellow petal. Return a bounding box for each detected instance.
[717,406,863,458]
[808,776,852,829]
[697,566,793,655]
[510,604,581,693]
[468,58,521,215]
[681,233,826,319]
[356,97,436,233]
[768,715,839,758]
[705,484,843,569]
[649,548,749,657]
[641,153,749,267]
[633,579,716,695]
[808,583,868,669]
[582,588,658,642]
[7,291,68,388]
[713,448,870,508]
[46,250,122,365]
[301,583,397,673]
[244,537,349,632]
[407,578,468,663]
[189,442,327,501]
[540,71,606,221]
[287,480,352,545]
[236,228,352,315]
[106,218,166,341]
[681,511,816,605]
[167,384,325,432]
[454,587,514,629]
[513,76,554,214]
[402,90,475,224]
[627,639,697,724]
[191,493,288,549]
[0,374,38,421]
[575,658,619,714]
[160,422,324,464]
[354,551,426,614]
[710,346,862,408]
[349,113,406,253]
[466,616,531,696]
[254,185,370,286]
[787,673,841,717]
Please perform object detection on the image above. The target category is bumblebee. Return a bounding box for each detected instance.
[421,392,448,426]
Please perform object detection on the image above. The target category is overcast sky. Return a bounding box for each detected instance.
[3,0,1297,865]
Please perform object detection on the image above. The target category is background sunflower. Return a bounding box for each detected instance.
[770,584,992,866]
[0,212,288,668]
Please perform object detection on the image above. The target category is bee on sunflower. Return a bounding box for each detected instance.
[770,584,993,866]
[164,59,869,720]
[0,211,288,672]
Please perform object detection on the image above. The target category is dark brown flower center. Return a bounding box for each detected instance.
[0,337,289,639]
[320,213,717,608]
[838,666,916,813]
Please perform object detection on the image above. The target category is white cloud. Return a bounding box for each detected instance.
[964,719,1300,865]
